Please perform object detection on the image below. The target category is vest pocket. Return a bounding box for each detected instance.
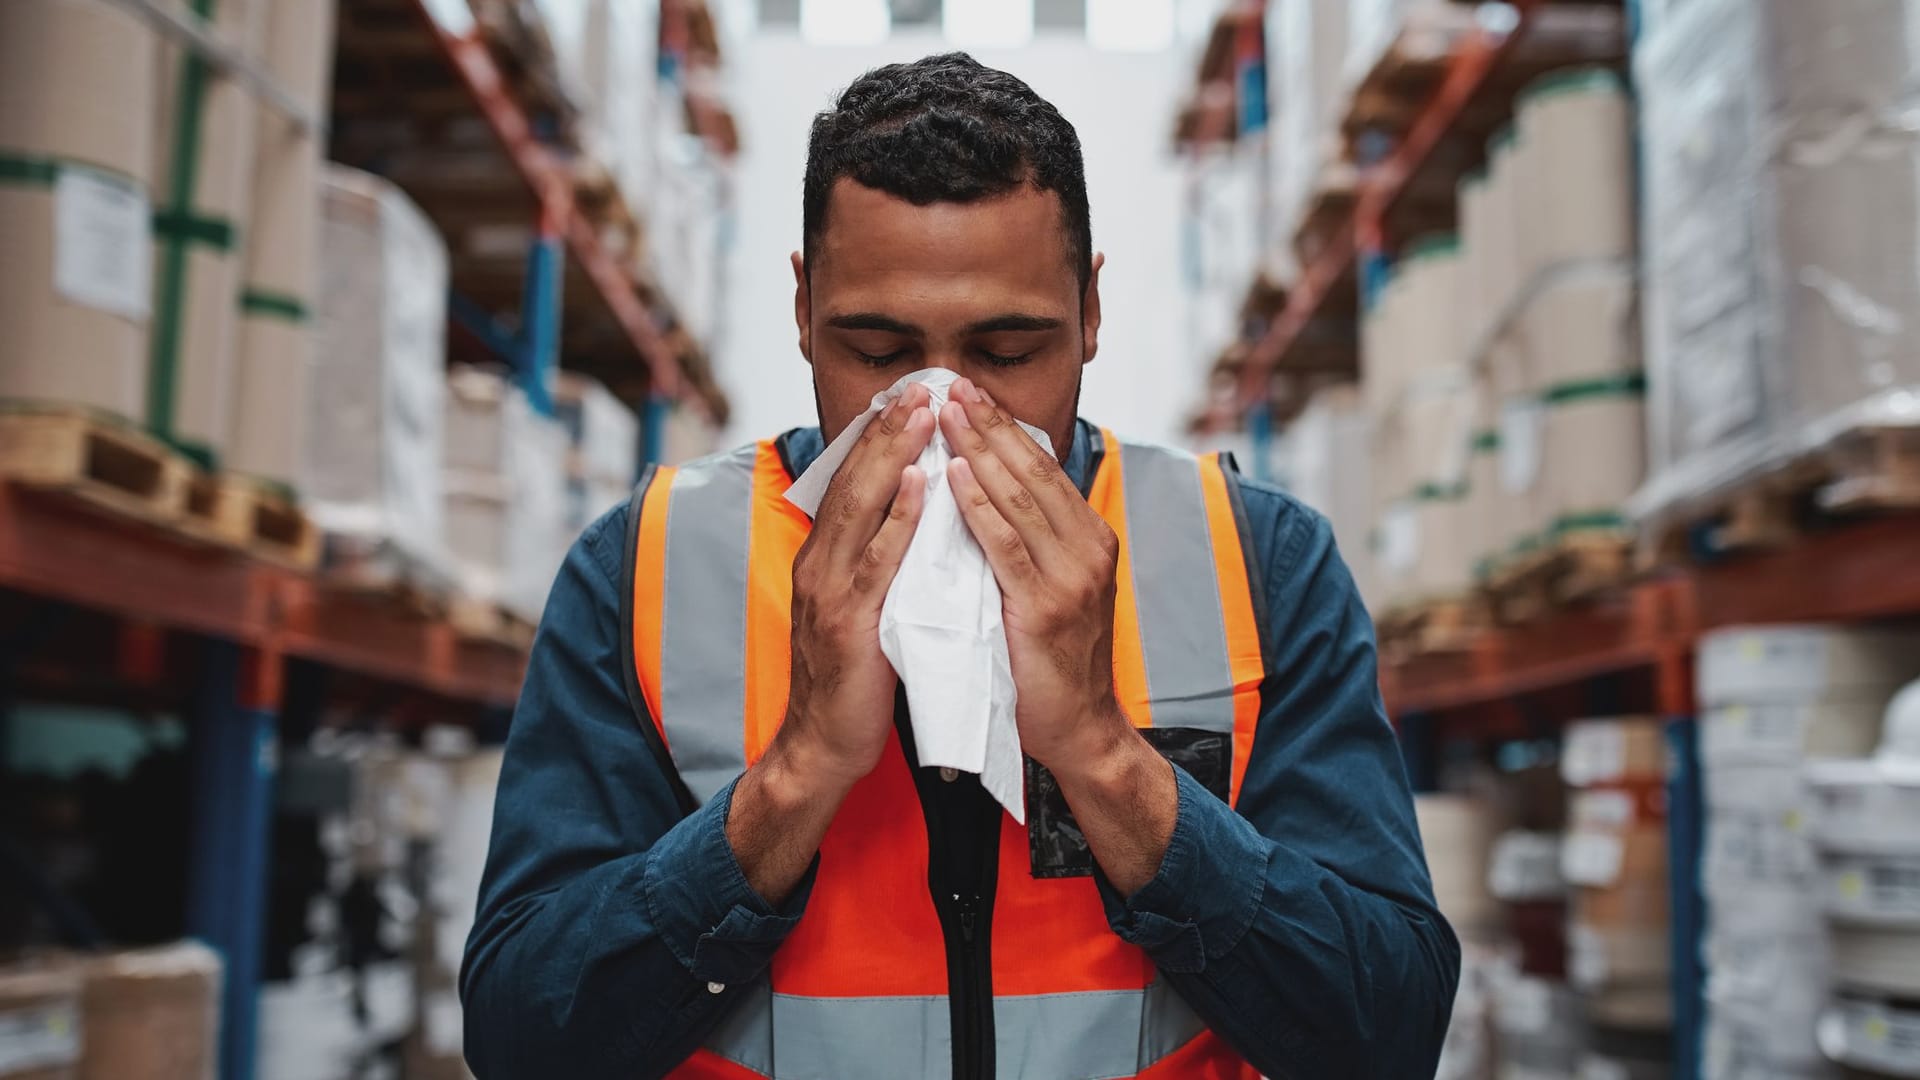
[1024,728,1231,878]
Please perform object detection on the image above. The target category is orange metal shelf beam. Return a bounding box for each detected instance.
[0,485,524,709]
[421,4,686,404]
[1239,0,1543,407]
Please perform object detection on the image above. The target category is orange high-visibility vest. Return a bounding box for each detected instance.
[625,429,1266,1080]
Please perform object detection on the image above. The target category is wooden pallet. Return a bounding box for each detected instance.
[1377,594,1487,657]
[1643,424,1920,567]
[0,408,192,525]
[449,594,536,651]
[183,474,322,572]
[1485,532,1635,624]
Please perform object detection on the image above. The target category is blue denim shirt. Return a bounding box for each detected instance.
[461,420,1459,1078]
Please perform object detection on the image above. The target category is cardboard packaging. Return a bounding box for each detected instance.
[306,165,450,582]
[553,373,639,531]
[148,0,261,464]
[1698,626,1920,706]
[1512,70,1633,282]
[0,0,156,421]
[444,370,569,623]
[1286,386,1376,608]
[0,964,80,1080]
[230,0,335,486]
[75,944,221,1080]
[1416,795,1501,943]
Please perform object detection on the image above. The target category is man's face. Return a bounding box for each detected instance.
[794,178,1103,457]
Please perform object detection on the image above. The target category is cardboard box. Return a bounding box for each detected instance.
[1563,717,1668,788]
[1701,698,1890,766]
[0,964,80,1080]
[75,943,221,1080]
[0,0,155,421]
[230,0,335,485]
[1511,69,1633,281]
[443,371,569,622]
[149,0,261,463]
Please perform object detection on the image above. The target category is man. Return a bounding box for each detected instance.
[462,53,1458,1079]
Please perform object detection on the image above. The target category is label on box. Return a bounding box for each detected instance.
[1573,790,1636,830]
[1563,830,1626,886]
[1496,977,1553,1035]
[0,1003,81,1073]
[1563,724,1628,786]
[1500,397,1545,494]
[54,165,151,320]
[1567,924,1607,989]
[1818,999,1920,1073]
[1828,856,1920,921]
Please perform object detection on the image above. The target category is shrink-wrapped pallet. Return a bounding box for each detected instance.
[1634,0,1920,529]
[0,964,79,1080]
[74,943,221,1080]
[444,369,570,624]
[1511,69,1634,285]
[0,0,156,421]
[306,165,451,586]
[553,372,639,531]
[1287,386,1376,608]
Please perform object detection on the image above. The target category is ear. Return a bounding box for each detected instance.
[792,251,813,365]
[1080,252,1105,365]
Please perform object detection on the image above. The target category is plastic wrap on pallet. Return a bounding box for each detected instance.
[1265,0,1345,273]
[553,373,639,489]
[1633,0,1920,530]
[307,165,450,582]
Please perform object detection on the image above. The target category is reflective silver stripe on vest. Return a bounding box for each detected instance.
[1116,440,1237,733]
[705,981,1205,1079]
[658,445,758,804]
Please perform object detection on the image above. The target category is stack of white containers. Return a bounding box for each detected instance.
[1806,678,1920,1078]
[1696,625,1920,1080]
[305,165,452,592]
[443,368,570,624]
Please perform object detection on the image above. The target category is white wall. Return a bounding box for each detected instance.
[717,31,1191,446]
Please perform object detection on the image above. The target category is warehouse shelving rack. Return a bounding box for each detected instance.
[0,2,719,1077]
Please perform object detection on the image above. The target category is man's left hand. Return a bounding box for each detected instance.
[935,377,1132,775]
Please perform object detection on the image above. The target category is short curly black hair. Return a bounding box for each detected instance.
[803,52,1092,287]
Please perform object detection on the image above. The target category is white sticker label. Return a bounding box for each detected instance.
[1568,924,1608,989]
[1563,830,1627,886]
[1381,502,1419,574]
[1573,790,1636,830]
[1563,723,1628,787]
[1500,397,1545,494]
[0,1003,81,1073]
[54,165,151,319]
[1818,999,1920,1073]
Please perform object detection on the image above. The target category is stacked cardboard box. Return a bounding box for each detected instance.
[0,0,157,421]
[230,0,336,487]
[1634,0,1920,529]
[536,0,659,221]
[1697,625,1920,1080]
[1458,70,1641,580]
[553,373,639,533]
[1284,386,1376,607]
[147,0,262,465]
[444,368,569,623]
[0,964,79,1080]
[1561,717,1672,1037]
[305,165,452,590]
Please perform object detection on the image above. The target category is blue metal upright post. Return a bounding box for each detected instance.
[1665,716,1705,1080]
[186,640,279,1080]
[516,228,563,416]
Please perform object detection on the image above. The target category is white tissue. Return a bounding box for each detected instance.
[785,368,1050,822]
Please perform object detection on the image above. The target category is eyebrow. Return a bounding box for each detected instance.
[822,312,1066,336]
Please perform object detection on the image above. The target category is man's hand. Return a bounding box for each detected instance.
[728,384,933,904]
[938,377,1176,895]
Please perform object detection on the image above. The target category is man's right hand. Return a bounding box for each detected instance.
[727,383,934,904]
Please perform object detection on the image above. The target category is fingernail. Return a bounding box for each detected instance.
[972,383,993,406]
[947,400,972,429]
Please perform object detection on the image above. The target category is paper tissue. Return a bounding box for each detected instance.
[785,368,1052,821]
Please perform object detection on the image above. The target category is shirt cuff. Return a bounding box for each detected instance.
[642,776,815,988]
[1096,764,1268,974]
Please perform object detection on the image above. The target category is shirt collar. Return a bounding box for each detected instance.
[778,418,1100,497]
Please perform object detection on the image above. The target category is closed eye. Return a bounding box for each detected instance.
[856,349,907,367]
[978,349,1035,367]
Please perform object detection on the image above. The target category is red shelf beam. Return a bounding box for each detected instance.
[1239,0,1544,407]
[0,485,524,709]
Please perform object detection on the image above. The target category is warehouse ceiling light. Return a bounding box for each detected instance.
[944,0,1033,47]
[802,0,891,44]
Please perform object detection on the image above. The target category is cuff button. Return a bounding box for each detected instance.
[706,981,726,995]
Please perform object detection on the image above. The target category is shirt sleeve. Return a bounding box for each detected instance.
[1096,493,1461,1078]
[459,505,813,1078]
